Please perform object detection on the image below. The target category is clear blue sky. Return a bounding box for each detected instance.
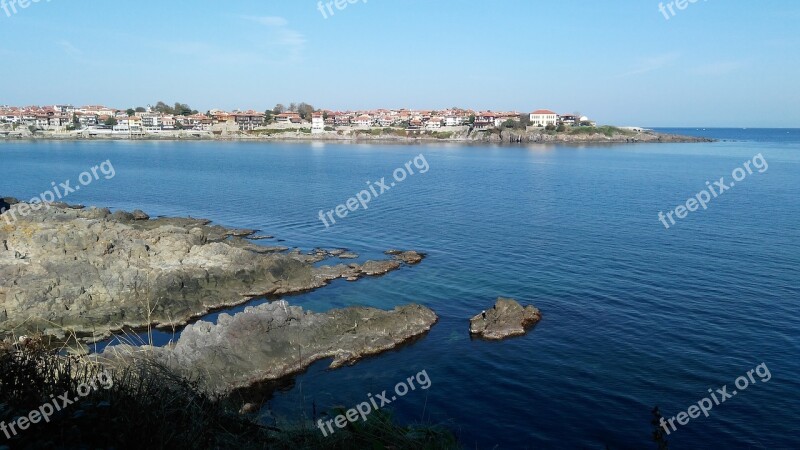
[1,0,798,127]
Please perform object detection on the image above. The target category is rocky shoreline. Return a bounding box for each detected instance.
[0,126,713,144]
[0,199,426,345]
[102,301,438,395]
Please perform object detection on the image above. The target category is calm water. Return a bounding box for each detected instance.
[2,130,798,449]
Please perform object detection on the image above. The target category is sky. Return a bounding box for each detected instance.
[0,0,798,127]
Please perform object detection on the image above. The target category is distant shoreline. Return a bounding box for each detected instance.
[0,128,715,145]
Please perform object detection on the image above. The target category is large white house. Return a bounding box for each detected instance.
[311,113,325,133]
[530,109,558,127]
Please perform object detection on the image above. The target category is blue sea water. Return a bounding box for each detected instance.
[1,130,798,449]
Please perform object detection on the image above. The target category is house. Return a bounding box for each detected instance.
[559,114,578,126]
[311,113,325,133]
[141,113,163,130]
[407,119,423,130]
[161,115,176,129]
[352,114,373,127]
[530,109,558,127]
[75,112,97,127]
[274,112,302,124]
[334,113,352,126]
[445,115,463,127]
[113,116,143,133]
[377,116,395,127]
[426,117,443,129]
[232,111,266,130]
[473,112,497,130]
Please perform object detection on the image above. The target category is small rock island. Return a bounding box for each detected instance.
[470,298,542,340]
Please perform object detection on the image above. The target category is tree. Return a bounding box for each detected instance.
[273,104,286,114]
[468,115,475,125]
[545,124,556,131]
[104,117,118,127]
[173,102,193,116]
[154,101,172,114]
[556,124,566,132]
[126,109,136,117]
[297,103,315,121]
[135,107,146,113]
[264,110,274,123]
[288,103,298,112]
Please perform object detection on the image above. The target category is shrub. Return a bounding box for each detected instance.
[0,346,459,449]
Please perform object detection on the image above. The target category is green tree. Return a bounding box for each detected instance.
[273,104,286,114]
[173,102,193,116]
[297,103,315,121]
[556,124,566,132]
[135,107,146,113]
[104,117,118,126]
[153,101,172,114]
[126,109,136,117]
[468,115,475,125]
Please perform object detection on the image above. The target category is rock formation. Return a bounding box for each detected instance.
[0,202,423,343]
[103,301,438,395]
[469,298,542,340]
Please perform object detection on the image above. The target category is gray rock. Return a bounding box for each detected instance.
[103,301,438,395]
[388,250,425,265]
[469,298,542,340]
[132,209,150,220]
[0,202,423,343]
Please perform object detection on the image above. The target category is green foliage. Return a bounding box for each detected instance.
[556,124,567,132]
[545,124,556,131]
[568,125,634,137]
[104,117,118,127]
[324,126,335,132]
[152,101,197,116]
[0,347,458,449]
[125,109,136,117]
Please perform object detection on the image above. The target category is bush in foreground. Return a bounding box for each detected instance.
[0,345,458,449]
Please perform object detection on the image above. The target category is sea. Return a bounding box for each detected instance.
[1,128,798,449]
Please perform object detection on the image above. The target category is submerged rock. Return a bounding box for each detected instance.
[0,202,423,343]
[103,301,438,395]
[469,298,542,340]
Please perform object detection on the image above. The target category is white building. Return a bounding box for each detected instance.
[311,113,325,133]
[530,109,558,127]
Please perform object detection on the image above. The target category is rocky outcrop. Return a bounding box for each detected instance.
[469,298,542,340]
[386,250,425,265]
[0,202,423,343]
[103,301,438,395]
